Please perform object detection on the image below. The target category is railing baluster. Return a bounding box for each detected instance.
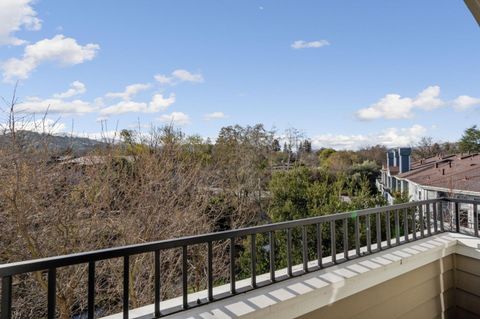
[250,234,257,288]
[330,220,336,264]
[230,238,236,293]
[426,204,431,236]
[302,226,308,272]
[475,204,479,237]
[433,202,438,234]
[48,268,56,319]
[366,215,372,253]
[154,251,161,317]
[355,215,360,257]
[419,205,424,238]
[182,246,188,309]
[412,207,417,240]
[386,211,391,248]
[404,208,409,242]
[439,201,444,232]
[287,229,293,276]
[455,202,460,233]
[343,218,348,260]
[123,257,130,319]
[1,276,12,319]
[395,209,400,245]
[207,242,214,301]
[269,232,275,282]
[88,261,95,319]
[376,213,381,251]
[317,223,323,268]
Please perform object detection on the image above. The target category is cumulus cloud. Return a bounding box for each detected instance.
[291,40,330,49]
[356,86,446,121]
[311,124,427,150]
[149,93,176,112]
[204,112,227,120]
[53,81,86,99]
[453,95,480,111]
[100,93,175,116]
[15,97,96,114]
[158,112,190,126]
[105,83,151,101]
[154,69,204,85]
[0,0,41,46]
[2,35,100,82]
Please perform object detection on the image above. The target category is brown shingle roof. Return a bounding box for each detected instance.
[398,154,480,193]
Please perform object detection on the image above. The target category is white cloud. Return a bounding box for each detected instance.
[0,0,41,46]
[154,69,204,85]
[291,40,330,49]
[311,124,427,150]
[172,69,204,83]
[2,34,100,82]
[158,112,190,126]
[15,97,95,114]
[53,81,86,98]
[204,112,227,120]
[412,85,444,110]
[356,86,445,121]
[100,93,175,116]
[100,101,147,116]
[149,93,176,112]
[154,74,172,85]
[453,95,480,111]
[105,83,151,101]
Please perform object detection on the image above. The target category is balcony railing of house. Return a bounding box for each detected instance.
[0,197,479,319]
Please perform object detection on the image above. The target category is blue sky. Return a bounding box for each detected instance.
[0,0,479,149]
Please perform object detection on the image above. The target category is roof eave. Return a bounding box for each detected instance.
[465,0,480,26]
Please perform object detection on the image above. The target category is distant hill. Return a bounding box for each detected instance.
[0,130,108,156]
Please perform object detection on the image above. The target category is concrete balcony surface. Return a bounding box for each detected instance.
[103,232,480,319]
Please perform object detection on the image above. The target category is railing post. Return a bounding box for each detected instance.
[355,215,360,257]
[412,207,417,240]
[123,257,130,318]
[182,246,188,309]
[230,238,236,293]
[48,268,56,319]
[455,202,460,233]
[426,204,431,236]
[376,213,382,251]
[330,220,336,263]
[433,201,438,234]
[88,261,96,319]
[343,218,349,260]
[316,223,323,268]
[207,242,214,301]
[269,232,275,282]
[404,208,409,242]
[386,210,391,248]
[419,205,424,238]
[474,204,479,237]
[250,234,257,287]
[394,209,400,245]
[154,250,161,316]
[287,229,293,276]
[302,226,308,272]
[366,215,372,253]
[1,276,12,319]
[439,201,445,232]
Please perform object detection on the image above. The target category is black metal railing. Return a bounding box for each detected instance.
[0,197,478,319]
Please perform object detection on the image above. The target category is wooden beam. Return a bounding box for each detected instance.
[465,0,480,26]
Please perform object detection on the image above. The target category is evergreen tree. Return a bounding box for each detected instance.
[459,125,480,153]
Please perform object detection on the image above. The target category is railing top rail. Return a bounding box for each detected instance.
[0,198,442,277]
